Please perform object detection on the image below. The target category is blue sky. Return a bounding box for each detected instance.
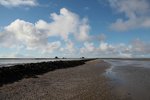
[0,0,150,58]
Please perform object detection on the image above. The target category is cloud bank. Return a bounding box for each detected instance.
[80,39,150,58]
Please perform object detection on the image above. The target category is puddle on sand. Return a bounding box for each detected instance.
[104,64,124,85]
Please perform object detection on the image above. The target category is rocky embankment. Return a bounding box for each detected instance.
[0,59,94,86]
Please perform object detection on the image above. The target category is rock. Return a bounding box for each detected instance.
[0,59,95,86]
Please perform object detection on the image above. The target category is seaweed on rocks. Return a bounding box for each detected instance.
[0,59,95,86]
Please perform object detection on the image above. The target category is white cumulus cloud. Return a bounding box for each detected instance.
[109,0,150,31]
[0,19,61,54]
[0,8,90,57]
[35,8,90,41]
[0,0,38,7]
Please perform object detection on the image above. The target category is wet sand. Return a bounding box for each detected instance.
[0,59,118,100]
[105,59,150,100]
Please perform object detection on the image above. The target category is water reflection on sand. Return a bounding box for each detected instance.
[104,59,150,100]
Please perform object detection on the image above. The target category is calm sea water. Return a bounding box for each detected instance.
[0,58,82,67]
[104,59,150,68]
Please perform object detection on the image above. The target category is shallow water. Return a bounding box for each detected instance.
[105,59,150,68]
[104,59,150,100]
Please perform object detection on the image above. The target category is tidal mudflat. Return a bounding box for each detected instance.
[105,59,150,100]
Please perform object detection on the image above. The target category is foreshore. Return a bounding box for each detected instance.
[105,59,150,100]
[0,59,94,86]
[0,59,118,100]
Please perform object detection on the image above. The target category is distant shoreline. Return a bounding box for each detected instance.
[102,58,150,61]
[0,58,93,67]
[0,58,96,60]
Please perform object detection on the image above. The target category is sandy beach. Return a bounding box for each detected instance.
[0,59,119,100]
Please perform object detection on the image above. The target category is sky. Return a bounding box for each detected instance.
[0,0,150,58]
